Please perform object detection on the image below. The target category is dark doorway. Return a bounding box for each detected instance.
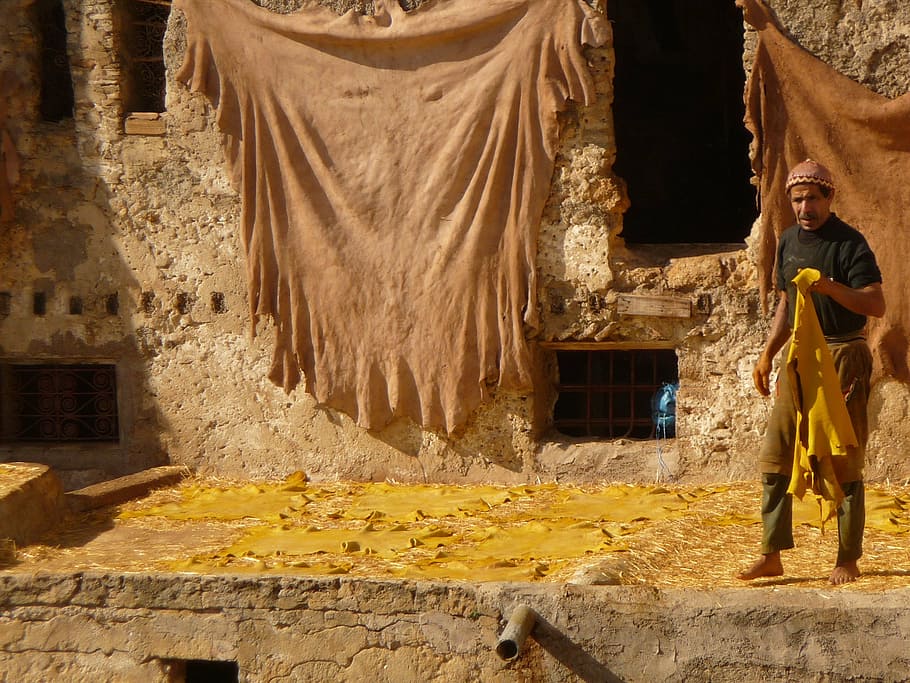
[610,0,755,244]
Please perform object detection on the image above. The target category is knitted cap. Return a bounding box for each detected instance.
[785,159,836,192]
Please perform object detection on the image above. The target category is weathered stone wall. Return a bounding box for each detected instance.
[1,572,909,682]
[1,0,909,489]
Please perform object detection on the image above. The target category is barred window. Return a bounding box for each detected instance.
[120,0,171,114]
[0,364,120,443]
[553,348,678,439]
[35,0,75,122]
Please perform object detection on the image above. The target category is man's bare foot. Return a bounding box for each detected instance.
[737,552,784,580]
[829,561,860,585]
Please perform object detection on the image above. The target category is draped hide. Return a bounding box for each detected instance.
[740,0,910,382]
[173,0,609,432]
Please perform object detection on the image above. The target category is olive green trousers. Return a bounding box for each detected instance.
[761,473,865,565]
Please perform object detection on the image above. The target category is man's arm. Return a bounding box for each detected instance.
[810,279,886,318]
[753,290,792,396]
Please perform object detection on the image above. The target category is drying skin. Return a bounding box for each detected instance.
[174,0,609,431]
[741,0,909,381]
[786,268,858,524]
[110,476,910,582]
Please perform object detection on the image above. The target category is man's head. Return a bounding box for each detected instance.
[785,159,835,231]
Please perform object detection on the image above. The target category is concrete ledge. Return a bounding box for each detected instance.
[0,462,64,546]
[0,572,908,682]
[65,465,189,514]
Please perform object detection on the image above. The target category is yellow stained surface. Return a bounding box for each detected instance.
[111,474,909,583]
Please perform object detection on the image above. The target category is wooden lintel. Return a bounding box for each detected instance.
[539,340,675,351]
[616,294,691,318]
[124,113,166,136]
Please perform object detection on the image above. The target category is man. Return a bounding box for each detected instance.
[738,159,885,585]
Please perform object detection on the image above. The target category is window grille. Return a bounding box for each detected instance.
[1,364,119,442]
[122,0,171,113]
[553,349,678,439]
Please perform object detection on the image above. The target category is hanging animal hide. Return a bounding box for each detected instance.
[173,0,608,431]
[740,0,910,381]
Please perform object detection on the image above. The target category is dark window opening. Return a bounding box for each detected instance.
[35,0,75,122]
[210,292,227,314]
[175,292,193,314]
[68,296,83,315]
[553,349,678,439]
[119,0,171,113]
[106,293,120,315]
[140,290,156,314]
[0,364,120,443]
[32,292,47,316]
[167,659,240,683]
[610,0,755,244]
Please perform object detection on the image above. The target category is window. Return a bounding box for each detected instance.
[119,0,171,131]
[0,364,119,443]
[165,659,240,683]
[610,0,755,243]
[35,0,75,122]
[553,348,678,439]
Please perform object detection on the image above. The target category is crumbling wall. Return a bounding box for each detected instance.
[1,0,909,488]
[0,0,170,487]
[1,572,909,682]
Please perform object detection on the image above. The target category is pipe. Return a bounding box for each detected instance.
[495,604,537,660]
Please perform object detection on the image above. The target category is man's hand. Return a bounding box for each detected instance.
[809,277,886,318]
[753,353,774,396]
[753,292,791,397]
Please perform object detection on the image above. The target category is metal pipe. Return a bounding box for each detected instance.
[495,604,537,660]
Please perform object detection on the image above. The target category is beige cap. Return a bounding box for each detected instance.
[785,159,836,192]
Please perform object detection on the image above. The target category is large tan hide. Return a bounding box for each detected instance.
[174,0,609,432]
[741,0,910,382]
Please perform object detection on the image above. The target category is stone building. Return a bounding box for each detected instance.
[4,3,910,682]
[2,0,909,491]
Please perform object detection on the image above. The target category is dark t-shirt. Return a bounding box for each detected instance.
[776,213,882,336]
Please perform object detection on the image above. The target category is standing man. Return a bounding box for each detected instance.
[738,159,885,585]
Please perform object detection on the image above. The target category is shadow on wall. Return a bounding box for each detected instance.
[0,4,168,489]
[533,614,625,683]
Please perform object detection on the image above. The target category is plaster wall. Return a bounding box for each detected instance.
[0,0,908,488]
[2,572,910,682]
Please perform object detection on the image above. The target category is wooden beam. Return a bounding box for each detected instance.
[616,294,691,318]
[124,113,166,136]
[539,340,676,350]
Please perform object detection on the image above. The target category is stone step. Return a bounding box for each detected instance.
[0,462,65,547]
[65,465,189,514]
[0,463,191,554]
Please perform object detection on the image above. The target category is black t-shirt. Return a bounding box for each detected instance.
[775,213,882,336]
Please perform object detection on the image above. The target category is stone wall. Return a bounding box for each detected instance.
[1,572,909,682]
[1,0,909,488]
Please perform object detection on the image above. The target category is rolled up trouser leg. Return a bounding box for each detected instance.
[836,480,865,566]
[761,472,794,555]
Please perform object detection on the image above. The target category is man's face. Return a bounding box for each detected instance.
[788,183,833,231]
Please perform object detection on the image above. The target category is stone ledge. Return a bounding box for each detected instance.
[65,465,190,514]
[0,572,909,682]
[0,462,64,546]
